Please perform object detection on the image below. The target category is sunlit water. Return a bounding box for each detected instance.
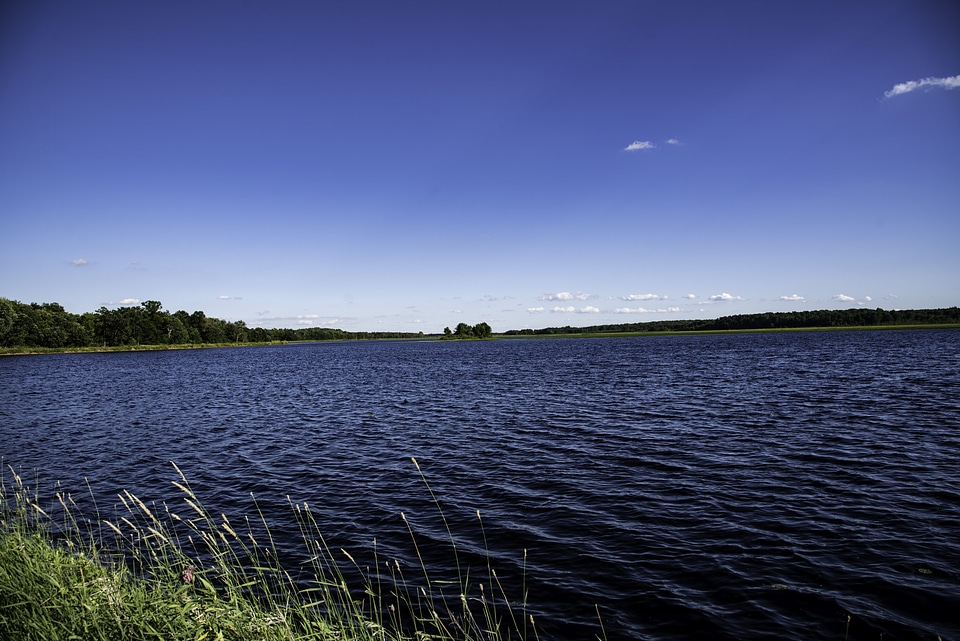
[3,330,959,640]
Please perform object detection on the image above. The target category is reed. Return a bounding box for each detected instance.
[0,459,545,641]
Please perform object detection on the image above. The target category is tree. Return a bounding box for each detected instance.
[472,322,492,338]
[140,300,166,344]
[0,298,16,346]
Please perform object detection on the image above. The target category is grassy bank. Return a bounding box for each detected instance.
[0,342,292,357]
[0,461,543,641]
[496,323,960,340]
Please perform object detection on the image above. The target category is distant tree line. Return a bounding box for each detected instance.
[442,322,493,339]
[503,307,960,336]
[0,298,423,349]
[2,297,956,350]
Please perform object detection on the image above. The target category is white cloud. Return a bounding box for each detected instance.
[624,140,655,151]
[884,74,960,98]
[779,294,805,302]
[833,294,856,302]
[579,306,601,314]
[71,258,88,266]
[708,292,744,302]
[297,319,313,325]
[683,293,697,299]
[120,298,139,305]
[620,293,667,301]
[540,292,591,301]
[615,306,682,314]
[665,138,681,145]
[864,295,873,302]
[552,306,576,313]
[217,295,230,300]
[527,307,545,313]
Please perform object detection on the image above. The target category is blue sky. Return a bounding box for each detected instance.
[2,1,958,332]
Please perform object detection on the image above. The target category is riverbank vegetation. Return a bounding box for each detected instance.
[0,298,424,351]
[442,322,493,339]
[1,296,957,353]
[503,306,960,336]
[0,461,543,641]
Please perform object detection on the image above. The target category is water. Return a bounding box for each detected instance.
[2,330,959,640]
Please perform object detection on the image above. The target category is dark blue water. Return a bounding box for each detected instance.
[3,330,959,640]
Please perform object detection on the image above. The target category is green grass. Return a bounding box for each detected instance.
[0,342,291,357]
[0,460,551,641]
[495,323,960,340]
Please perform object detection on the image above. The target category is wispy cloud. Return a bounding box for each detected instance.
[614,306,682,314]
[549,305,600,314]
[884,74,960,98]
[624,140,655,151]
[665,138,682,145]
[683,293,697,300]
[527,307,545,313]
[833,294,856,302]
[779,294,805,302]
[217,295,243,300]
[540,292,592,301]
[251,313,348,328]
[620,293,668,301]
[70,258,88,267]
[708,292,744,302]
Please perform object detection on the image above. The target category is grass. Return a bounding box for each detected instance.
[496,323,960,340]
[0,342,291,357]
[0,460,550,641]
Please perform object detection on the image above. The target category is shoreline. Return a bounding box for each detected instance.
[2,323,959,356]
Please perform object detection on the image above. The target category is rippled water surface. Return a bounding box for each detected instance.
[3,330,960,640]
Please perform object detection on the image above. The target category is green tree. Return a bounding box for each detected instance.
[0,298,17,346]
[472,322,492,338]
[139,300,166,344]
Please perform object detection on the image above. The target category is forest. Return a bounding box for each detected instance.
[503,307,960,335]
[1,297,957,350]
[0,298,422,349]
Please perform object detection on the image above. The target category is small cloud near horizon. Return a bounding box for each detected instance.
[615,306,682,314]
[884,74,960,98]
[540,292,592,301]
[621,293,668,301]
[550,306,599,313]
[71,258,88,267]
[779,294,805,302]
[708,292,745,302]
[833,294,856,302]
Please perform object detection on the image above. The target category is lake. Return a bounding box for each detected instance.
[2,329,959,640]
